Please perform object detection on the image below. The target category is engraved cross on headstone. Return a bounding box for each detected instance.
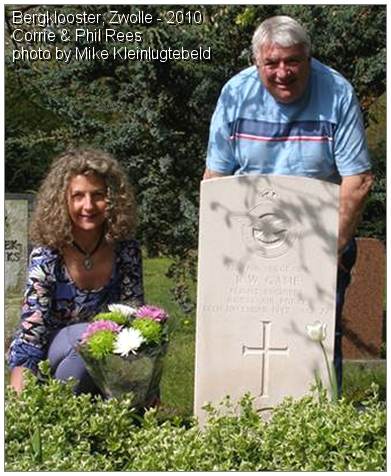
[242,321,289,398]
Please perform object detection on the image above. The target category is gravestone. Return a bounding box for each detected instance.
[342,238,385,359]
[5,193,34,346]
[194,175,339,423]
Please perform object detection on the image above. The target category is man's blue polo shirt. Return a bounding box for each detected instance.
[206,60,371,184]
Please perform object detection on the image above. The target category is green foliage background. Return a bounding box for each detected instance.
[5,4,386,308]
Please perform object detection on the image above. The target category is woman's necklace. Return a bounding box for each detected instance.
[72,231,105,271]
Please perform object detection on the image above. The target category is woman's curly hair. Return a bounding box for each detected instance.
[30,149,137,249]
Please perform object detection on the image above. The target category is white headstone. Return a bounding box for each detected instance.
[194,175,339,423]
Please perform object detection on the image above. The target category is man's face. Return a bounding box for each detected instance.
[256,43,310,104]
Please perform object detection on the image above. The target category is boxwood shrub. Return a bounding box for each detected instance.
[5,364,386,471]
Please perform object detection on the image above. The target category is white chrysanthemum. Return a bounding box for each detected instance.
[306,321,327,342]
[108,303,137,318]
[113,328,145,357]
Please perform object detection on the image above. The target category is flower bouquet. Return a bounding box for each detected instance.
[76,304,169,407]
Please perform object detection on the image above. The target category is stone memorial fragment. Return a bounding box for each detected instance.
[342,238,385,359]
[194,175,339,423]
[5,194,34,346]
[5,196,30,294]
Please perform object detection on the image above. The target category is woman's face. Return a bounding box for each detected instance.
[67,173,108,235]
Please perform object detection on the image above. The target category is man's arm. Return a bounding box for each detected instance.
[338,171,374,255]
[202,168,230,180]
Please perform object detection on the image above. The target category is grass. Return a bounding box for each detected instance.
[5,294,23,349]
[5,255,386,416]
[342,360,386,403]
[143,255,195,416]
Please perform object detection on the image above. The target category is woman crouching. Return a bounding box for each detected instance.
[8,149,144,395]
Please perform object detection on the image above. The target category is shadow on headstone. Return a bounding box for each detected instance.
[342,238,385,359]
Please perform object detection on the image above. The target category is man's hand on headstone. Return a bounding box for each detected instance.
[202,168,228,180]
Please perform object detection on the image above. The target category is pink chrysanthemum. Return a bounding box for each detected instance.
[135,305,168,323]
[80,320,121,344]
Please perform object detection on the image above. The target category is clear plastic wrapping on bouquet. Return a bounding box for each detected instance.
[78,343,168,407]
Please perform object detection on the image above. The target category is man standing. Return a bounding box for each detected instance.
[203,16,373,391]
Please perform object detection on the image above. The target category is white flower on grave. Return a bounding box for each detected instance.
[306,321,327,342]
[108,303,137,318]
[113,328,145,357]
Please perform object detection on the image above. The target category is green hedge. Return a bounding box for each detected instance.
[6,364,385,471]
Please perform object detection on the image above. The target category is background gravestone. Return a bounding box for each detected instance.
[195,175,340,424]
[5,193,34,347]
[342,238,385,359]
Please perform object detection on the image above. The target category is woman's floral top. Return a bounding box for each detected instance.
[8,240,144,372]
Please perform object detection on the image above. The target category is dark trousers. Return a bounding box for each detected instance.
[334,238,357,394]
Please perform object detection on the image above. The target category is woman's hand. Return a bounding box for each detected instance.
[10,366,26,394]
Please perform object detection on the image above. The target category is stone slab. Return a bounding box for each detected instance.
[5,194,35,345]
[342,238,385,359]
[5,198,30,294]
[194,175,339,423]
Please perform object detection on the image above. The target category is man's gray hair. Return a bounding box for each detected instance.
[252,16,311,60]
